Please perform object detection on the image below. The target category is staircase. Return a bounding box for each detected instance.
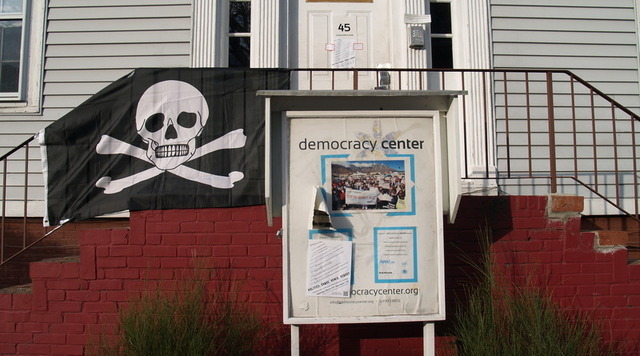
[0,218,129,289]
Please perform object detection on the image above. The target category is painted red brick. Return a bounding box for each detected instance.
[196,209,233,221]
[248,245,281,257]
[78,230,112,246]
[159,209,198,222]
[30,262,63,279]
[66,290,99,302]
[10,294,32,311]
[266,256,283,268]
[0,343,16,354]
[17,344,50,354]
[104,268,140,280]
[593,295,628,307]
[103,291,135,302]
[162,233,197,245]
[49,323,84,335]
[88,279,122,291]
[611,284,640,296]
[233,256,267,268]
[594,273,616,284]
[62,263,80,279]
[126,256,161,269]
[79,245,96,280]
[65,333,88,346]
[2,310,29,322]
[95,245,109,257]
[231,207,267,221]
[232,233,267,245]
[212,245,247,256]
[216,221,251,233]
[62,313,97,325]
[110,229,129,245]
[17,321,44,333]
[139,268,174,280]
[146,222,180,234]
[31,281,47,311]
[563,251,597,263]
[562,274,596,285]
[109,245,143,257]
[180,222,214,233]
[0,321,15,333]
[143,246,177,257]
[4,198,640,354]
[159,257,192,268]
[581,263,612,274]
[0,294,12,310]
[30,311,63,323]
[50,344,84,355]
[96,257,127,268]
[511,217,547,229]
[48,301,82,313]
[176,246,212,257]
[82,302,117,313]
[196,233,232,244]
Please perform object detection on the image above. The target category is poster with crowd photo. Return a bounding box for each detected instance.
[330,158,412,213]
[285,112,445,324]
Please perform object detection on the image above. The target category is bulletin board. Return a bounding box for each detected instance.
[283,111,446,324]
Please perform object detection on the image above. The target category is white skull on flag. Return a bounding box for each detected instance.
[94,80,246,194]
[135,80,209,170]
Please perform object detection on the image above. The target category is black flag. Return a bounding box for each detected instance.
[39,68,290,226]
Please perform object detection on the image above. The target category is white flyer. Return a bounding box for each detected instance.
[306,239,353,298]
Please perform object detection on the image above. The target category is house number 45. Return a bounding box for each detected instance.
[337,23,351,32]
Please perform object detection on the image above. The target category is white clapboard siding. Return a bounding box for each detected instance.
[490,1,640,214]
[0,0,192,217]
[491,1,640,106]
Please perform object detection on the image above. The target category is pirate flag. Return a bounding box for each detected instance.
[38,68,290,226]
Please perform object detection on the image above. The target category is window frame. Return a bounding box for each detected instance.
[0,0,45,112]
[0,0,27,101]
[429,0,454,69]
[225,0,251,68]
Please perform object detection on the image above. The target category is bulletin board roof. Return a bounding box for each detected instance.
[257,90,465,111]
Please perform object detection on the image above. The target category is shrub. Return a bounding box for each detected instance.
[89,268,266,356]
[453,225,619,356]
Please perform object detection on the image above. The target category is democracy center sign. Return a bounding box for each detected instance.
[283,111,446,324]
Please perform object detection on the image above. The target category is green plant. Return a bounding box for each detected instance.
[453,225,618,356]
[88,267,267,356]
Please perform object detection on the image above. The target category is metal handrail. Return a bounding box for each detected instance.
[2,68,640,267]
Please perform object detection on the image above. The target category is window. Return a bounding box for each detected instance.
[228,0,251,67]
[0,0,24,99]
[430,1,453,69]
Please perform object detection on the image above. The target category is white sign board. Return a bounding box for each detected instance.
[284,111,445,324]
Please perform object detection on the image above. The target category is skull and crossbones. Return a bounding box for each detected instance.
[95,80,245,194]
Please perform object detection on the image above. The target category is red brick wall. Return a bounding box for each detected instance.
[1,196,640,355]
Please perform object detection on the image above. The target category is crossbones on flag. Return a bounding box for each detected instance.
[38,68,290,226]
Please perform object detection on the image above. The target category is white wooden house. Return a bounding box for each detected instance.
[1,0,639,220]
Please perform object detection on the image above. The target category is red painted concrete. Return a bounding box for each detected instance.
[0,196,640,354]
